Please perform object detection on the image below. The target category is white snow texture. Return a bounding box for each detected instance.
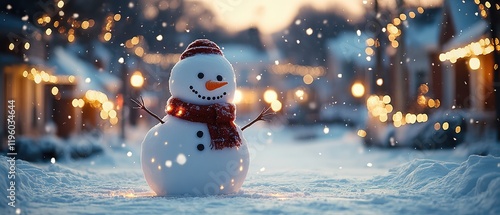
[1,125,499,214]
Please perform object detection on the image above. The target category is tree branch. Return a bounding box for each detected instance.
[130,96,165,124]
[241,106,275,131]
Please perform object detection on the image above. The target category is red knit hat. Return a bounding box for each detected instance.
[180,39,223,60]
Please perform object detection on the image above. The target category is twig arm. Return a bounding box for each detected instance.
[241,106,275,131]
[130,96,165,124]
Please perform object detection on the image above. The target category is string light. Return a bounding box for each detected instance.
[366,95,437,128]
[269,63,325,78]
[439,38,496,63]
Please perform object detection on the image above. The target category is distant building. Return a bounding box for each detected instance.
[0,14,56,139]
[320,32,374,125]
[221,43,270,115]
[437,0,494,113]
[362,0,496,147]
[326,32,375,105]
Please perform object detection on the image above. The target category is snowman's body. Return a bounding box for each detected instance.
[141,116,249,196]
[140,40,250,196]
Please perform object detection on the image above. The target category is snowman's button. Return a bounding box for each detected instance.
[197,131,203,138]
[197,144,205,151]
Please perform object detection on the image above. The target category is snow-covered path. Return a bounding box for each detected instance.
[1,124,499,214]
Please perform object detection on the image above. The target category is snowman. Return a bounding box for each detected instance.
[133,39,270,196]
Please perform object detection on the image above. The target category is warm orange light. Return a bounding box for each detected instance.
[469,57,480,70]
[271,100,282,112]
[233,89,243,104]
[263,89,278,103]
[303,74,314,84]
[351,82,365,98]
[130,71,144,88]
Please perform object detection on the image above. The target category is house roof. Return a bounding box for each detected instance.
[49,47,121,96]
[404,8,442,51]
[326,32,375,67]
[441,0,488,52]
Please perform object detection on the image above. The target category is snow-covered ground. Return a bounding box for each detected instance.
[1,123,500,214]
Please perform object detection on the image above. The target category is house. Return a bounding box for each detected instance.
[221,43,271,115]
[0,12,121,141]
[321,32,375,125]
[0,14,56,139]
[361,1,490,148]
[434,0,497,141]
[437,0,494,113]
[49,46,121,134]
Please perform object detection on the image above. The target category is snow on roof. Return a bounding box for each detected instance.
[442,0,488,51]
[50,47,121,96]
[326,32,374,67]
[446,0,484,36]
[404,8,442,51]
[442,20,489,52]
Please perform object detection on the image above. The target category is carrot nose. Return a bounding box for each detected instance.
[205,80,228,91]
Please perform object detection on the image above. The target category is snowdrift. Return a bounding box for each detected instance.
[0,157,89,208]
[1,154,499,214]
[374,155,500,214]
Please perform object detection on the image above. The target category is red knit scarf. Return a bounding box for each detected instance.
[166,98,242,150]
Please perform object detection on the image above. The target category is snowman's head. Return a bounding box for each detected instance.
[169,39,236,105]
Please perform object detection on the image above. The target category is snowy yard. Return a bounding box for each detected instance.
[2,124,500,215]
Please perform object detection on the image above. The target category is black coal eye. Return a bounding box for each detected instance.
[197,144,205,151]
[198,73,204,79]
[216,75,223,81]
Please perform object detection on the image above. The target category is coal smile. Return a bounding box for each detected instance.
[189,85,227,101]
